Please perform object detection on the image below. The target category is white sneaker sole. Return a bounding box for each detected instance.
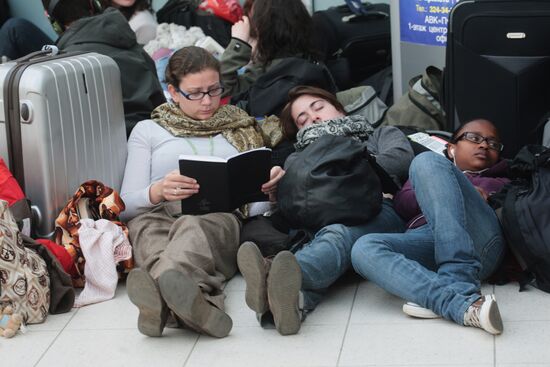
[479,295,503,335]
[402,302,440,319]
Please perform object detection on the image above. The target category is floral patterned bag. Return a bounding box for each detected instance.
[0,200,50,324]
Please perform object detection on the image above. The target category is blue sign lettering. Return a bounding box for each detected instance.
[400,0,461,46]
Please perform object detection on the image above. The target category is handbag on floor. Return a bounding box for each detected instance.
[0,200,50,324]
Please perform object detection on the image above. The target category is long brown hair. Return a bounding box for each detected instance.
[280,85,345,140]
[250,0,318,65]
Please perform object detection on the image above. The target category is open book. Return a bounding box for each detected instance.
[179,147,272,215]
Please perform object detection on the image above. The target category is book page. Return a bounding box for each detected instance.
[178,154,227,163]
[179,147,271,163]
[227,148,272,209]
[226,147,272,161]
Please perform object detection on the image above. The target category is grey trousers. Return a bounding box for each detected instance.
[128,201,241,310]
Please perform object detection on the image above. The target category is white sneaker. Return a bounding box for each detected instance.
[463,294,503,335]
[402,302,440,319]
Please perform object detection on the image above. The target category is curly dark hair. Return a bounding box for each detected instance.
[250,0,318,66]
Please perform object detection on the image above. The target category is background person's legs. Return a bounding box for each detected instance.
[0,18,53,60]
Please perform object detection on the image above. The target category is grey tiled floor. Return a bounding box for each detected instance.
[4,273,550,367]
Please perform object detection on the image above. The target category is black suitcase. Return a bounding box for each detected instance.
[445,0,550,157]
[312,2,391,90]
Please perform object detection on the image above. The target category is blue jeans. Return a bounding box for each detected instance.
[0,18,53,60]
[351,152,505,324]
[295,199,406,310]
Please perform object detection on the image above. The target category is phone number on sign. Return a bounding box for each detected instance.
[429,6,451,14]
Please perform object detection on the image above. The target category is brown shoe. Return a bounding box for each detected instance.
[237,241,270,314]
[158,269,232,338]
[127,268,168,337]
[267,251,302,335]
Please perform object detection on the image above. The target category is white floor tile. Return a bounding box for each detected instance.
[224,273,246,292]
[36,328,197,367]
[225,290,261,327]
[496,321,550,365]
[495,283,550,321]
[27,309,77,332]
[339,322,495,366]
[1,331,58,367]
[350,281,422,325]
[306,283,356,326]
[65,285,138,330]
[481,283,495,294]
[7,279,550,367]
[186,325,346,367]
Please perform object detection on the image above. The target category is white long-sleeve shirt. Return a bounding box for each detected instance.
[120,120,239,221]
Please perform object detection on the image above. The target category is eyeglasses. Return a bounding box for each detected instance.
[457,132,504,152]
[177,86,224,100]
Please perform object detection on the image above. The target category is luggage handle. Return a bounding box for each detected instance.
[30,204,55,239]
[15,45,60,64]
[342,11,389,23]
[14,45,84,65]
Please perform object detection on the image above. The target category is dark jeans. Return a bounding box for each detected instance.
[0,18,53,60]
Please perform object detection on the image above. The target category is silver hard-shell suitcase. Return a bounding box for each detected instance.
[0,49,127,238]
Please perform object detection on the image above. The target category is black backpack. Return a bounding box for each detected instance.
[277,135,383,232]
[489,145,550,292]
[156,0,232,47]
[233,57,338,117]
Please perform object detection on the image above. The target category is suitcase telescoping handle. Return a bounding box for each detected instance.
[3,45,85,191]
[15,45,61,64]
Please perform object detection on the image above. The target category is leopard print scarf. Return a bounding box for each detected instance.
[152,102,266,152]
[294,115,375,151]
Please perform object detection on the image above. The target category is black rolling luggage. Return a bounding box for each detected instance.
[445,0,550,157]
[312,2,391,90]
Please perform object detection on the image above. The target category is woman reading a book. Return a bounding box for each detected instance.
[236,85,414,335]
[351,119,508,335]
[119,46,284,339]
